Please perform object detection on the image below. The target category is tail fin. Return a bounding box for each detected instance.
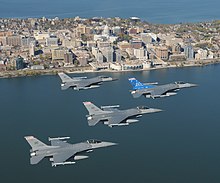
[128,78,155,90]
[128,78,146,90]
[83,102,104,115]
[58,72,73,83]
[24,136,48,151]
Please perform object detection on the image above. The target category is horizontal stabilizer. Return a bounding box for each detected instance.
[61,83,71,90]
[88,118,100,126]
[131,91,143,98]
[30,155,45,165]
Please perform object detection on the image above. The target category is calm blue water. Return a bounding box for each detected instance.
[0,0,220,23]
[0,65,220,182]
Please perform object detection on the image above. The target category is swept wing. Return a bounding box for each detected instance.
[52,150,77,164]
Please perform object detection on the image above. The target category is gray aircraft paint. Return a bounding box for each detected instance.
[25,136,116,167]
[130,80,197,99]
[58,72,117,90]
[83,102,162,127]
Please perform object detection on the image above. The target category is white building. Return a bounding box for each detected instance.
[134,48,146,59]
[46,37,58,47]
[195,49,208,60]
[29,41,35,56]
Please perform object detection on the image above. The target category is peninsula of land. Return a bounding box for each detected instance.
[0,16,220,78]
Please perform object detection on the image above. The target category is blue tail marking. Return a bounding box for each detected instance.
[128,78,155,90]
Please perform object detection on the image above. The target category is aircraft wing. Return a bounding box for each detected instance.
[52,150,77,164]
[76,80,101,88]
[150,85,177,96]
[150,88,168,96]
[108,114,127,125]
[51,140,71,147]
[75,81,90,88]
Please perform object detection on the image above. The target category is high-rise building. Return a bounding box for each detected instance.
[184,45,194,60]
[46,36,58,47]
[101,47,113,62]
[114,50,122,62]
[6,35,21,46]
[29,41,36,57]
[134,48,146,59]
[96,52,104,63]
[64,52,73,63]
[21,37,35,47]
[155,46,169,61]
[16,56,25,70]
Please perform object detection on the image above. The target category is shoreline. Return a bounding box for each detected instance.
[0,60,220,79]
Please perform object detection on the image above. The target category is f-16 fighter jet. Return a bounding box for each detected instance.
[128,78,197,99]
[83,102,162,127]
[24,136,117,167]
[58,72,117,90]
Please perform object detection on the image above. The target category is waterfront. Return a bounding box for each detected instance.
[1,64,220,182]
[0,0,220,23]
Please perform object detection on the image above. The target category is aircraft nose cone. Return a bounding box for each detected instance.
[140,108,163,113]
[91,142,118,149]
[152,108,163,113]
[190,83,198,87]
[103,142,118,147]
[147,108,163,113]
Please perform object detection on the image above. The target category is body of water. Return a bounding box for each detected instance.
[0,0,220,23]
[0,65,220,182]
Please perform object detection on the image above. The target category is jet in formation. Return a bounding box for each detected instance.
[128,78,197,99]
[24,136,117,167]
[83,101,162,127]
[58,72,117,90]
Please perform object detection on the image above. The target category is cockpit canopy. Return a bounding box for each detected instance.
[175,81,186,84]
[137,106,149,110]
[87,139,102,144]
[99,76,109,79]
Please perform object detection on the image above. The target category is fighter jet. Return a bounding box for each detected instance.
[83,101,162,127]
[24,136,117,167]
[58,72,117,90]
[128,78,197,99]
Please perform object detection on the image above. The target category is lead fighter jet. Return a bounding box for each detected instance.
[128,78,197,99]
[83,102,162,127]
[58,72,117,90]
[24,136,117,167]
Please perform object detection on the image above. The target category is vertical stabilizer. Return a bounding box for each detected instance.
[128,78,155,90]
[83,102,104,115]
[24,136,48,151]
[58,73,73,83]
[128,78,146,90]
